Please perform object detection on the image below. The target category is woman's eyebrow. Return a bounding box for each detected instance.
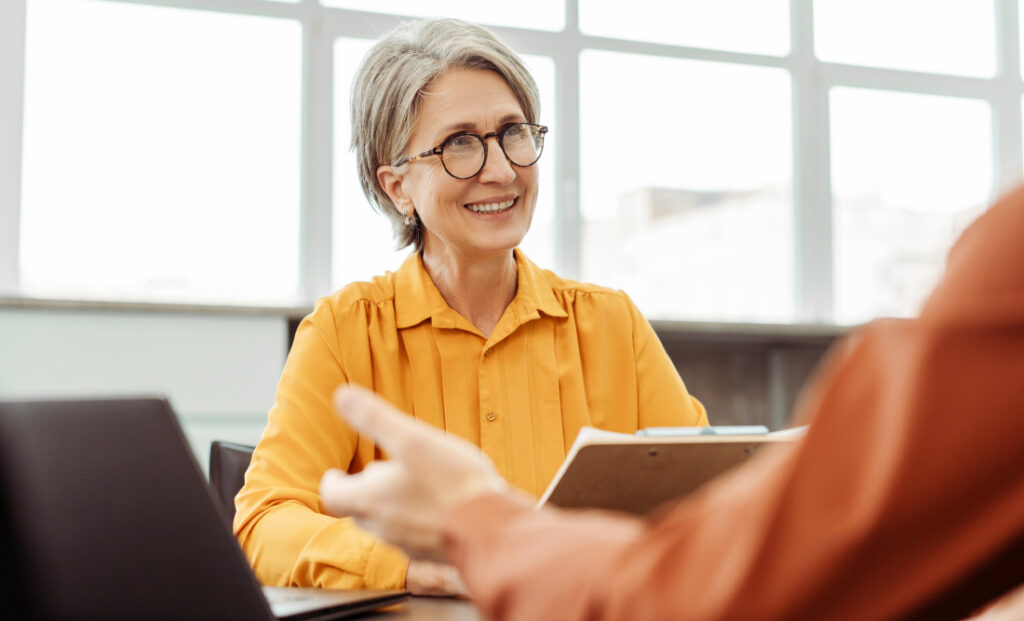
[497,113,526,125]
[435,121,478,137]
[434,114,527,139]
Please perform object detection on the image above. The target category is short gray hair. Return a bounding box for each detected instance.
[350,18,540,251]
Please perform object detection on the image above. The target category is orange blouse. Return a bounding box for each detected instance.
[234,250,707,589]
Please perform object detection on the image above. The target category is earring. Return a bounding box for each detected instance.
[404,210,415,227]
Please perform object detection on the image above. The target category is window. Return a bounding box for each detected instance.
[830,88,992,324]
[19,0,302,304]
[580,51,793,321]
[332,37,405,288]
[815,0,996,77]
[5,0,1023,322]
[580,0,789,56]
[319,0,564,32]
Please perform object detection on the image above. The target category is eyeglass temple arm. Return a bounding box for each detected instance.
[394,146,442,167]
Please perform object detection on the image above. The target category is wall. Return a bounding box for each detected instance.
[0,304,847,476]
[0,305,288,474]
[654,321,843,429]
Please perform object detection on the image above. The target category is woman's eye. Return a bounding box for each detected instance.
[504,125,528,139]
[446,135,477,150]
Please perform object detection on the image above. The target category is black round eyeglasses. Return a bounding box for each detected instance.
[394,122,548,180]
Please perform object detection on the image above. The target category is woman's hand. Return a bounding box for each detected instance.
[405,560,467,597]
[320,385,507,562]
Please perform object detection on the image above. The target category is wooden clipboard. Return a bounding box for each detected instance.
[539,428,799,515]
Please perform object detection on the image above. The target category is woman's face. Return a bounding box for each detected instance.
[379,68,539,261]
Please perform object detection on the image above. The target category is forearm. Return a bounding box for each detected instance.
[444,493,643,621]
[444,319,1024,620]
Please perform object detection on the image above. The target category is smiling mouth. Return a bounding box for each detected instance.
[464,197,516,214]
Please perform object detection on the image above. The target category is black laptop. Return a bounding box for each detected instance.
[0,397,408,620]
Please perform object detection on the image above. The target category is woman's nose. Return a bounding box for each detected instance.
[476,136,517,184]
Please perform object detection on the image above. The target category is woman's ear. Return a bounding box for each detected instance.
[378,166,414,213]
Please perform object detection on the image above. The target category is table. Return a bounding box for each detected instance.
[371,596,485,620]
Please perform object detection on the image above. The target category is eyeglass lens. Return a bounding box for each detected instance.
[441,124,545,179]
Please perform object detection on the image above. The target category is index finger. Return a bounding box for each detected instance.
[333,385,440,462]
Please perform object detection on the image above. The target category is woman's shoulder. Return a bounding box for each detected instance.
[531,264,632,302]
[527,261,640,320]
[310,271,400,321]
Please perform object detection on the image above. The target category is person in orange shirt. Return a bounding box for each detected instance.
[233,18,707,596]
[319,185,1024,619]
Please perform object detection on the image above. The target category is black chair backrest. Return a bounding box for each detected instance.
[209,441,255,524]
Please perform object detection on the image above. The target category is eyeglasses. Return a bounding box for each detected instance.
[394,122,548,180]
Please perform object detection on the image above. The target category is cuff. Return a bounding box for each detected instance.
[442,492,534,567]
[363,538,411,589]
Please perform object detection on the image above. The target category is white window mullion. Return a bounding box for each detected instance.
[555,0,581,279]
[791,0,834,322]
[994,0,1023,194]
[0,0,26,295]
[321,7,402,40]
[298,1,335,302]
[97,0,300,19]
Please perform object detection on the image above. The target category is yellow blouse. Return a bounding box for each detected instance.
[234,250,707,590]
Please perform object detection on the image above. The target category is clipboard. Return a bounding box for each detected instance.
[539,427,800,515]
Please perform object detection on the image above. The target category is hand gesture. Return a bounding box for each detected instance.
[320,385,507,562]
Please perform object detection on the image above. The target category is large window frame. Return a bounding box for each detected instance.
[1,0,1021,323]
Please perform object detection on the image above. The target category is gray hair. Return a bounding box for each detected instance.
[350,18,540,251]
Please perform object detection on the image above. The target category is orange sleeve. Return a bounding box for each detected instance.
[233,301,409,589]
[444,186,1024,620]
[628,295,708,428]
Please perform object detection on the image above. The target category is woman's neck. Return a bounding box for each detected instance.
[420,244,518,339]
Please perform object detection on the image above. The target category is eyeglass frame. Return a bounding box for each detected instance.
[392,122,549,180]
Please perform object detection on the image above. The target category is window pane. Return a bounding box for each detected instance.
[20,0,302,305]
[815,0,996,77]
[333,38,407,288]
[320,0,563,32]
[830,88,992,324]
[580,0,789,56]
[580,51,793,322]
[332,41,556,288]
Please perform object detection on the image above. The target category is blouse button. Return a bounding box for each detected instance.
[483,348,493,357]
[485,410,497,422]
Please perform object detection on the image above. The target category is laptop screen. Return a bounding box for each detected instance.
[0,397,275,620]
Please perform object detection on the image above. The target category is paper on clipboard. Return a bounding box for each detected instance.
[538,426,802,515]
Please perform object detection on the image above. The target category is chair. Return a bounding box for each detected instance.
[209,440,255,524]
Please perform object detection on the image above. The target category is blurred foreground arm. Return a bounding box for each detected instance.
[323,187,1024,620]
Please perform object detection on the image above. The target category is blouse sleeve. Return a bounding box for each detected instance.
[233,303,410,589]
[628,296,709,428]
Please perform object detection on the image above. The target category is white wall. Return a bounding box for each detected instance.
[0,306,288,474]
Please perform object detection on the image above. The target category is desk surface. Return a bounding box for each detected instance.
[373,596,484,620]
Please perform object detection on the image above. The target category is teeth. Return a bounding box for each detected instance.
[465,198,515,213]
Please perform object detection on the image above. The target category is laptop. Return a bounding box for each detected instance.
[0,396,408,620]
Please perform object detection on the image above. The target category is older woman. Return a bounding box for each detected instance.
[233,18,708,595]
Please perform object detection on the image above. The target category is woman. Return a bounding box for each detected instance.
[233,18,708,596]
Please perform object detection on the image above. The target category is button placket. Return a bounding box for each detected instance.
[482,345,496,422]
